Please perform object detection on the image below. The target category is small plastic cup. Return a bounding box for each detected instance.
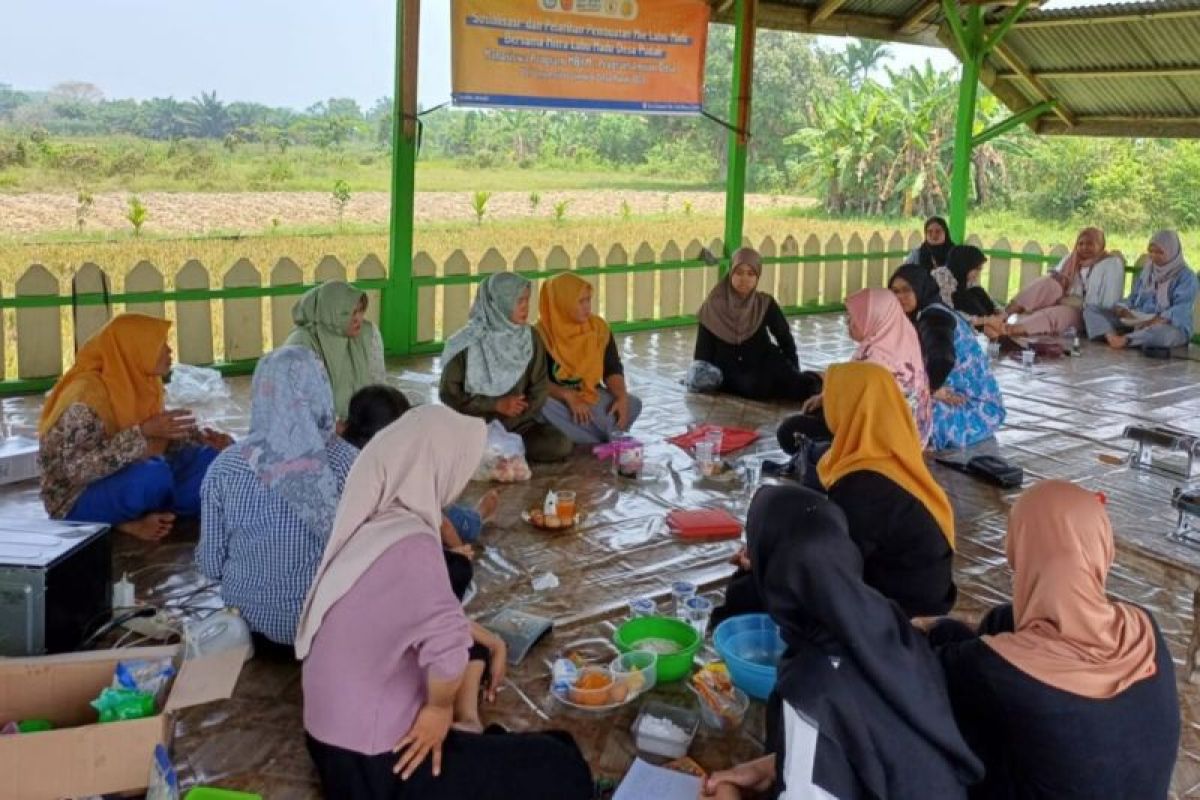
[628,597,656,618]
[987,341,1001,361]
[684,595,714,636]
[1021,349,1035,371]
[671,581,697,619]
[694,441,715,472]
[556,491,577,523]
[743,456,764,486]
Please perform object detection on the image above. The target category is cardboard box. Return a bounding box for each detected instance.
[0,642,248,800]
[0,436,40,485]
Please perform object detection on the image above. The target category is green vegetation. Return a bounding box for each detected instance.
[125,195,147,237]
[471,190,492,225]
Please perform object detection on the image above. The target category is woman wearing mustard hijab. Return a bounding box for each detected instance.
[285,280,387,420]
[536,273,642,444]
[38,314,231,540]
[713,361,957,626]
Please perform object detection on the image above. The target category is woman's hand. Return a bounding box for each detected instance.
[393,704,454,779]
[800,393,823,415]
[141,409,197,440]
[1115,305,1135,321]
[200,428,234,451]
[701,757,776,798]
[565,391,593,425]
[729,547,751,572]
[485,639,508,703]
[610,393,631,430]
[933,387,966,407]
[494,395,529,418]
[910,616,941,633]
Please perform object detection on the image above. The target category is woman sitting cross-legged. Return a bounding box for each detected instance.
[536,272,642,444]
[687,246,821,402]
[39,314,228,541]
[439,272,572,462]
[776,288,930,453]
[701,484,983,800]
[890,264,1005,451]
[197,346,358,649]
[284,280,387,421]
[926,480,1179,800]
[718,362,959,626]
[908,215,958,303]
[1083,229,1198,351]
[946,245,1003,326]
[297,406,594,800]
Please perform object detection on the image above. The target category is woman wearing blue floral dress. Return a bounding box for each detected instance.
[890,265,1005,450]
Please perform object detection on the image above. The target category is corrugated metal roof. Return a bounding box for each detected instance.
[724,0,1200,136]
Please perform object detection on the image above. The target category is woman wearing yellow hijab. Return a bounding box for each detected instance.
[535,273,642,444]
[38,314,231,540]
[714,361,957,626]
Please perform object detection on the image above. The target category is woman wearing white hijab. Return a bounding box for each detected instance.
[1083,230,1198,350]
[296,406,592,800]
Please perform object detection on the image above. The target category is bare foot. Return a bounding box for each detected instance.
[117,512,175,541]
[1105,332,1129,350]
[475,489,500,524]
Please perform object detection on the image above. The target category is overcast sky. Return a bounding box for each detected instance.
[1,0,968,109]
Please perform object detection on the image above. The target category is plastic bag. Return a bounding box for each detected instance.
[113,657,177,705]
[91,687,157,722]
[685,360,723,394]
[165,364,230,406]
[146,744,180,800]
[472,420,531,483]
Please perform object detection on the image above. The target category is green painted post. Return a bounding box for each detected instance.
[947,2,983,243]
[722,0,756,276]
[382,0,420,356]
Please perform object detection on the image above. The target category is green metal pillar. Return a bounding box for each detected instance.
[946,1,983,244]
[722,0,757,276]
[382,0,420,356]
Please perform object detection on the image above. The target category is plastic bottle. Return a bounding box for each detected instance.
[542,490,558,519]
[183,607,253,662]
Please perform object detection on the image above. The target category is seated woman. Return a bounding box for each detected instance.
[701,485,982,800]
[38,313,227,541]
[1084,229,1198,351]
[284,280,387,420]
[439,272,572,462]
[198,346,357,648]
[536,272,642,444]
[777,288,930,452]
[907,215,958,302]
[297,406,594,800]
[719,362,958,625]
[993,227,1125,338]
[946,245,1002,325]
[927,481,1178,800]
[688,247,821,402]
[890,265,1005,451]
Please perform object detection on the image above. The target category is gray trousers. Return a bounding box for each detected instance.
[1083,305,1189,348]
[541,387,643,444]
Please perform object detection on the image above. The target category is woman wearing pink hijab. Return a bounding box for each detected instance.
[776,288,931,452]
[927,481,1178,799]
[296,406,592,800]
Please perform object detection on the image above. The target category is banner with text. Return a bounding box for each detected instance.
[451,0,710,115]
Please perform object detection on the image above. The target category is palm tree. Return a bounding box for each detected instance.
[187,91,231,139]
[835,39,893,87]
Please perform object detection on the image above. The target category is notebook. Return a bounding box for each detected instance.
[614,758,702,800]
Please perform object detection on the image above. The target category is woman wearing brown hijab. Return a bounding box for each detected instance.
[690,247,821,402]
[927,480,1178,799]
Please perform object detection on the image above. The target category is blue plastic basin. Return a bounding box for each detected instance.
[713,614,784,700]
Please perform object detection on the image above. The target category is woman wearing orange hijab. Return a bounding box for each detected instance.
[927,481,1177,799]
[535,273,642,444]
[38,314,231,540]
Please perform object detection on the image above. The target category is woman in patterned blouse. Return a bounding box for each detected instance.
[38,314,230,540]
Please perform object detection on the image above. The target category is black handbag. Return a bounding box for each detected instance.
[936,454,1024,489]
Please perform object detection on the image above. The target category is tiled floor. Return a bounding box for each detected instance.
[4,315,1200,798]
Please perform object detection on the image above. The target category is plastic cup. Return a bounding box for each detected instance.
[1021,349,1035,371]
[694,441,715,472]
[987,341,1001,361]
[702,428,723,455]
[556,491,577,522]
[743,457,763,486]
[671,581,697,619]
[684,595,714,636]
[628,597,656,618]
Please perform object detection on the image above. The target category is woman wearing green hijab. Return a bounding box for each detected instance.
[284,281,387,419]
[439,272,573,462]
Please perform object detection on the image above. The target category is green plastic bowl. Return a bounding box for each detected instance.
[184,790,262,800]
[613,616,701,683]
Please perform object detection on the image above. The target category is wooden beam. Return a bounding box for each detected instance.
[1036,116,1200,138]
[811,0,849,24]
[993,42,1077,126]
[897,0,940,34]
[994,7,1200,29]
[997,65,1200,80]
[719,5,944,46]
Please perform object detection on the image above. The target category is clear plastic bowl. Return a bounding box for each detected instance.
[609,650,658,700]
[691,684,750,731]
[632,700,699,759]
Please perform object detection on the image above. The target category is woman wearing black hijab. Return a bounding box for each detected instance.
[946,246,1002,324]
[702,485,982,800]
[889,264,957,392]
[908,216,955,272]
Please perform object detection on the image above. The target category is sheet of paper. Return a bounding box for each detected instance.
[614,758,703,800]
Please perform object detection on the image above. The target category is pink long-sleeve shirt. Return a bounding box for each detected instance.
[302,534,471,755]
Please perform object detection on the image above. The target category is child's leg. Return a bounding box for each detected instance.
[453,659,487,733]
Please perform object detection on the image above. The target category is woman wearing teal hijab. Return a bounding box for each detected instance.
[284,281,387,419]
[440,272,573,462]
